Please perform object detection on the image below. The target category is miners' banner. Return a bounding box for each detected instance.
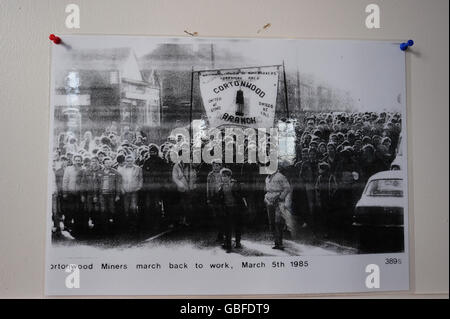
[199,66,280,129]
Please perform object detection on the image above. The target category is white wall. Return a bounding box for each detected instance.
[0,0,448,298]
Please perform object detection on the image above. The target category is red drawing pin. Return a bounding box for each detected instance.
[49,34,61,44]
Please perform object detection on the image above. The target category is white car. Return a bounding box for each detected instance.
[352,170,405,253]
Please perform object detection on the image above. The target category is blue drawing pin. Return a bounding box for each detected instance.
[400,39,414,51]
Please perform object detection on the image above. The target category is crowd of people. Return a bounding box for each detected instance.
[51,111,402,252]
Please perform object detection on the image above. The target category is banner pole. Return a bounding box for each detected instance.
[297,65,301,114]
[188,66,194,186]
[189,66,194,151]
[283,60,290,118]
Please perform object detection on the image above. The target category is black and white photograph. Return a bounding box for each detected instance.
[45,35,409,295]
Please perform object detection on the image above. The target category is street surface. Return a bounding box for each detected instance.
[54,225,359,256]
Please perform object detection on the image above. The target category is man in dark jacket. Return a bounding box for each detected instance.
[142,144,166,230]
[98,157,122,234]
[314,162,337,238]
[299,148,319,227]
[81,157,102,236]
[207,160,224,242]
[218,168,247,253]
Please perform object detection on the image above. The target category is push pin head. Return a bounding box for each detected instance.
[49,34,61,44]
[400,39,414,51]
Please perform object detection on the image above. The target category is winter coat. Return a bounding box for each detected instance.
[172,163,197,193]
[62,165,84,194]
[218,179,246,209]
[118,165,143,193]
[55,167,65,193]
[142,156,168,190]
[264,171,291,206]
[315,173,337,205]
[206,171,222,202]
[98,168,121,196]
[81,167,102,195]
[299,161,318,191]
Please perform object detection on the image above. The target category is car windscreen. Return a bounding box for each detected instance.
[365,179,403,197]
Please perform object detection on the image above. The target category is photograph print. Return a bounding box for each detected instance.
[46,36,409,295]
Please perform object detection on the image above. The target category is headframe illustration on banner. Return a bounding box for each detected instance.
[198,65,280,129]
